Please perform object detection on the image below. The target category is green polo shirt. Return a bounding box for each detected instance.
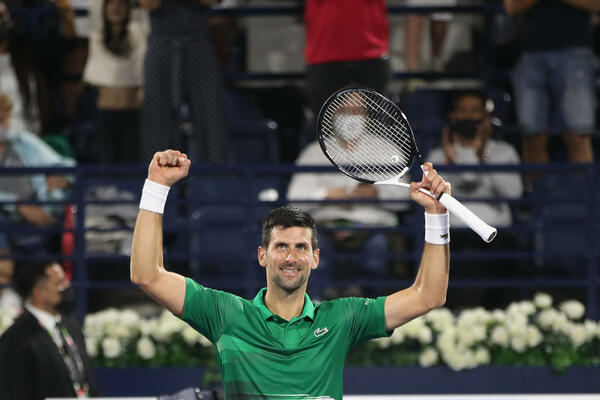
[180,278,391,400]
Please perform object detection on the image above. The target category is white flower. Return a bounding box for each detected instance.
[538,309,559,330]
[85,337,98,358]
[182,326,203,346]
[490,326,509,347]
[436,327,457,354]
[491,309,506,323]
[526,325,542,347]
[457,325,486,348]
[552,313,570,335]
[152,311,187,342]
[584,320,598,339]
[137,336,156,360]
[373,336,390,349]
[390,328,405,345]
[505,314,528,338]
[139,318,157,337]
[507,301,534,317]
[418,326,432,345]
[199,334,212,347]
[534,292,552,309]
[401,317,427,340]
[510,336,527,353]
[567,324,587,347]
[560,300,585,320]
[474,347,490,364]
[419,347,438,367]
[102,337,122,359]
[424,308,454,332]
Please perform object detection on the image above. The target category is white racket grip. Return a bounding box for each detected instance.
[437,193,497,243]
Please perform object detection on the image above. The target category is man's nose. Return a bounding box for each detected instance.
[285,251,297,263]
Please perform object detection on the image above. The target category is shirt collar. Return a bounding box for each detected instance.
[253,288,315,322]
[25,303,60,332]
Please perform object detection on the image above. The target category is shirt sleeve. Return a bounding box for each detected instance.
[179,278,243,343]
[340,296,392,349]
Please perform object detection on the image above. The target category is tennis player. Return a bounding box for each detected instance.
[131,149,451,399]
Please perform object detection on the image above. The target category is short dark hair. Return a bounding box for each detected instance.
[449,90,487,113]
[261,206,318,251]
[14,259,56,299]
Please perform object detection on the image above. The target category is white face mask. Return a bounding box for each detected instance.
[333,114,365,141]
[0,126,10,143]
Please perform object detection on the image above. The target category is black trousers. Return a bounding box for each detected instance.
[96,109,140,164]
[305,56,391,117]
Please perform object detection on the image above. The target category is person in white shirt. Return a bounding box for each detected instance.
[287,140,411,284]
[426,90,525,307]
[83,0,148,164]
[426,90,524,229]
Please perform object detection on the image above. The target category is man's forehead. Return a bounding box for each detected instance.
[270,226,312,241]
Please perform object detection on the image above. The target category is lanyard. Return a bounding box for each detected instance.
[40,319,90,398]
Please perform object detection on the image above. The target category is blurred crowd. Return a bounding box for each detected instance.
[0,0,598,310]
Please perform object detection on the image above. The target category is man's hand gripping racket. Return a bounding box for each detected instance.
[317,88,497,243]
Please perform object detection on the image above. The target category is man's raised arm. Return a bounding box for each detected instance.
[130,150,191,316]
[384,163,450,331]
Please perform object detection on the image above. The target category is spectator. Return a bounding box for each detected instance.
[0,259,99,400]
[303,0,391,119]
[426,90,526,305]
[0,2,39,133]
[83,0,148,164]
[287,139,410,283]
[404,0,456,73]
[0,92,74,256]
[8,0,77,135]
[505,0,598,166]
[426,90,524,229]
[139,0,232,164]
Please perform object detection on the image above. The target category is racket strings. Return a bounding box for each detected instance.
[322,99,405,181]
[321,91,414,182]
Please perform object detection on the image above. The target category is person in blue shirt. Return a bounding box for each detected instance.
[0,92,75,263]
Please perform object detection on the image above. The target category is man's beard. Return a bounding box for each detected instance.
[272,268,308,293]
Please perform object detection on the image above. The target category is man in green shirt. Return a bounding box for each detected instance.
[131,149,451,399]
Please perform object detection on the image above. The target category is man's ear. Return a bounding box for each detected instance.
[31,285,44,304]
[311,248,320,271]
[257,246,267,267]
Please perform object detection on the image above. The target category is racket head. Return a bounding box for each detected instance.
[317,88,421,184]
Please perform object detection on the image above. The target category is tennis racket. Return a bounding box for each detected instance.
[317,88,497,243]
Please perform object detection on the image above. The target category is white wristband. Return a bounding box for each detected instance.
[139,179,170,214]
[425,212,450,245]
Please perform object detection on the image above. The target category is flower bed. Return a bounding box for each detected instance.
[1,293,599,372]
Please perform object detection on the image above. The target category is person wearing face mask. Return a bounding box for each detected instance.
[287,108,411,291]
[426,90,525,307]
[427,90,524,229]
[0,259,99,400]
[0,92,75,258]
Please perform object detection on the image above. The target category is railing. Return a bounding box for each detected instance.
[1,162,598,321]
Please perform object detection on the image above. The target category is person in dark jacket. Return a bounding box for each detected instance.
[0,259,98,400]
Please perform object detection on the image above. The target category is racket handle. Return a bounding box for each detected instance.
[437,193,497,243]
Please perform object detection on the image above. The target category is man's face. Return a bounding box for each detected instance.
[35,263,69,311]
[258,226,319,293]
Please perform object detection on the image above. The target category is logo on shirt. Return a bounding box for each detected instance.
[314,327,329,338]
